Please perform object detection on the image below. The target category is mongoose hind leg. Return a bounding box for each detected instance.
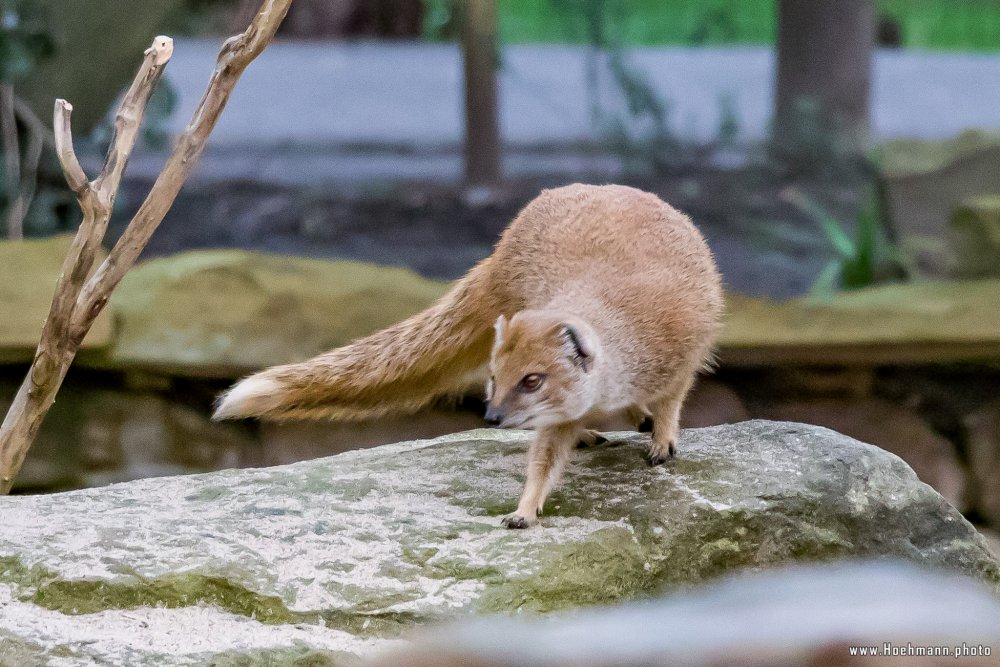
[503,423,578,529]
[575,429,609,449]
[647,374,696,466]
[625,405,654,433]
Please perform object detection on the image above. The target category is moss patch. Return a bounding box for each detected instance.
[203,643,359,667]
[30,573,297,624]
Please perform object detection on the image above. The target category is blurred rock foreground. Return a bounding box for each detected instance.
[0,422,997,665]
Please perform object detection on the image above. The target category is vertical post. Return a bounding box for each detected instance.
[772,0,875,161]
[461,0,501,186]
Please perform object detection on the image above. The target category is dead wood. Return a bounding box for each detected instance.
[0,0,293,494]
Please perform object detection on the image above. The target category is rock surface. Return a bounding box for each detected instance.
[380,561,1000,667]
[759,398,967,511]
[0,421,996,665]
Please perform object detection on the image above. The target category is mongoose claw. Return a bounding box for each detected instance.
[501,514,533,529]
[647,444,675,467]
[647,453,670,467]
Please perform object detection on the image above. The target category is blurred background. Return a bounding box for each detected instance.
[0,0,998,549]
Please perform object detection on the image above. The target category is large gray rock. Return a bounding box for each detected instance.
[0,422,996,665]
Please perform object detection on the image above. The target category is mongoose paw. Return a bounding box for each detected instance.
[647,453,669,467]
[637,417,654,433]
[647,442,675,467]
[576,430,609,449]
[501,513,535,529]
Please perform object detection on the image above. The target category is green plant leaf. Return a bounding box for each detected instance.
[809,260,843,301]
[783,188,856,259]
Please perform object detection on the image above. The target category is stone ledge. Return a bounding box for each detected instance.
[4,243,1000,376]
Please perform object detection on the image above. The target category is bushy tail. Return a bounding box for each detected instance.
[213,264,497,421]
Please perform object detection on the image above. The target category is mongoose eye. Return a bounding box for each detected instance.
[517,373,545,393]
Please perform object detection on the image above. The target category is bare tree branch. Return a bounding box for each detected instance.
[2,83,23,240]
[77,4,290,316]
[94,35,173,199]
[0,0,292,494]
[53,101,88,194]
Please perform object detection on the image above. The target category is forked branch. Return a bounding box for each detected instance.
[0,0,293,494]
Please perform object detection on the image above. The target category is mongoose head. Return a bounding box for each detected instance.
[485,310,601,429]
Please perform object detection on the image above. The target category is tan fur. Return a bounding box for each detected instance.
[215,184,723,528]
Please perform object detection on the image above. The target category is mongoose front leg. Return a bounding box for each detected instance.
[647,375,696,466]
[502,423,578,529]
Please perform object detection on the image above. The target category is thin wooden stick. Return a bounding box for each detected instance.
[53,101,87,194]
[0,0,292,494]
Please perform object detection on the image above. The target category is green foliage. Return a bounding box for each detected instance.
[487,0,1000,51]
[422,0,457,40]
[0,3,54,83]
[879,0,1000,51]
[772,96,854,176]
[0,2,67,238]
[0,0,179,239]
[159,0,236,36]
[494,0,775,46]
[782,185,901,296]
[542,1,705,174]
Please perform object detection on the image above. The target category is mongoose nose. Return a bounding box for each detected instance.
[484,406,503,426]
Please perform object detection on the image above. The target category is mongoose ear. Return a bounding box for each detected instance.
[561,324,594,372]
[494,314,508,346]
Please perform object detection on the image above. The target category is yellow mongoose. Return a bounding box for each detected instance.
[215,184,723,528]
